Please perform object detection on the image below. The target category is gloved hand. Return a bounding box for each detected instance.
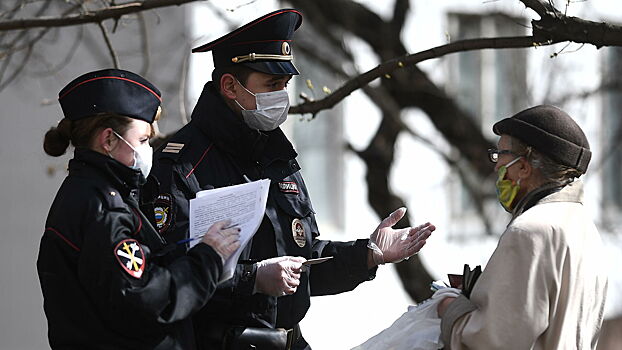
[254,256,306,297]
[368,207,435,266]
[201,219,241,262]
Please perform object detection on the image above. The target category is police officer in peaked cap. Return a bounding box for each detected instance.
[147,9,436,350]
[38,69,240,350]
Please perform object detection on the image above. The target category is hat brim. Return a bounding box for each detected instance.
[242,61,299,75]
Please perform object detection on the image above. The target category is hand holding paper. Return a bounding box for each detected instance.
[200,219,241,262]
[189,179,270,283]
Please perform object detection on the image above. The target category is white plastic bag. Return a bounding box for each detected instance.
[351,288,461,350]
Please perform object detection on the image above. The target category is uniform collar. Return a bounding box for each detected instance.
[191,82,297,164]
[510,179,583,220]
[70,148,144,194]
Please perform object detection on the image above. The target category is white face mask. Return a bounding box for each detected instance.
[234,80,290,131]
[112,131,153,178]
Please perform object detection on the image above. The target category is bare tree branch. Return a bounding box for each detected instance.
[0,0,201,31]
[30,25,84,76]
[521,0,560,18]
[137,11,150,76]
[290,35,555,115]
[0,38,33,91]
[97,21,120,68]
[532,14,622,48]
[391,0,409,37]
[178,47,190,125]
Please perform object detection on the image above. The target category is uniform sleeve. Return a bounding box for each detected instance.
[77,197,223,330]
[308,238,377,296]
[150,155,258,299]
[440,223,555,349]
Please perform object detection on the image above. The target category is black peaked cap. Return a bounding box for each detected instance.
[192,9,302,75]
[59,69,161,123]
[493,105,591,174]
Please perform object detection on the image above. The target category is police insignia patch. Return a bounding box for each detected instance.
[278,181,299,194]
[114,239,145,279]
[154,193,173,233]
[292,218,306,248]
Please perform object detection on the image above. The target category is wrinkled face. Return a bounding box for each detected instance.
[109,119,151,167]
[494,135,520,176]
[235,71,292,110]
[495,134,535,202]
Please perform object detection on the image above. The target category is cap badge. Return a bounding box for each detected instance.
[114,239,145,279]
[281,41,291,55]
[292,218,306,248]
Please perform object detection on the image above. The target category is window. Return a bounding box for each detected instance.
[445,12,528,226]
[291,54,346,234]
[601,47,622,221]
[447,12,529,138]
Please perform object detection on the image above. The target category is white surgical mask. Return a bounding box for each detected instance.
[234,80,290,131]
[112,131,153,178]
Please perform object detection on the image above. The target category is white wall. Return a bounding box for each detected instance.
[2,1,621,349]
[0,5,189,349]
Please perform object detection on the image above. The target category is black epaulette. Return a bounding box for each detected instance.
[96,185,127,210]
[157,138,192,162]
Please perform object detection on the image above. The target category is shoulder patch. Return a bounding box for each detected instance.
[153,193,174,233]
[114,239,146,279]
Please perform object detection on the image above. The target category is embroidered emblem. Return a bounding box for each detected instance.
[154,193,173,233]
[278,181,299,194]
[281,41,291,55]
[162,142,184,154]
[114,239,145,279]
[292,218,306,248]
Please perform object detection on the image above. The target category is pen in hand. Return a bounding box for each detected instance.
[177,223,239,245]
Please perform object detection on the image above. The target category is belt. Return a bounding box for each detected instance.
[285,324,301,350]
[210,323,301,350]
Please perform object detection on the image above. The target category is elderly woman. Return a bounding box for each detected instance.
[37,69,240,350]
[438,105,608,350]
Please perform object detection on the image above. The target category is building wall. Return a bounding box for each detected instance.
[1,1,621,349]
[0,5,189,348]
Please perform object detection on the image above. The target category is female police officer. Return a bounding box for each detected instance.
[37,69,240,350]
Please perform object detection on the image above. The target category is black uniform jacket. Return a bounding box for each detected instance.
[148,82,376,349]
[37,148,223,350]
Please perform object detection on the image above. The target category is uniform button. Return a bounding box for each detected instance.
[110,191,116,196]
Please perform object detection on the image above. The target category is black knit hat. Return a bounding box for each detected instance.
[59,69,162,123]
[192,9,302,75]
[493,105,591,174]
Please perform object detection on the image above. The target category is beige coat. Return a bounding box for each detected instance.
[441,181,608,349]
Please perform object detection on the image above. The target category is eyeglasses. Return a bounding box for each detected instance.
[487,148,516,163]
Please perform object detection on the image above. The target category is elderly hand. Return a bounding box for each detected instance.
[254,256,306,297]
[368,207,435,266]
[200,220,241,262]
[437,296,457,317]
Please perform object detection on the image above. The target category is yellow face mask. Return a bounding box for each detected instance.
[495,156,522,212]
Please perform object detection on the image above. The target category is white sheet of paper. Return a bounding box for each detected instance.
[189,179,270,283]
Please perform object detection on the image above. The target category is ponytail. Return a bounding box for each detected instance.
[42,114,133,157]
[43,118,72,157]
